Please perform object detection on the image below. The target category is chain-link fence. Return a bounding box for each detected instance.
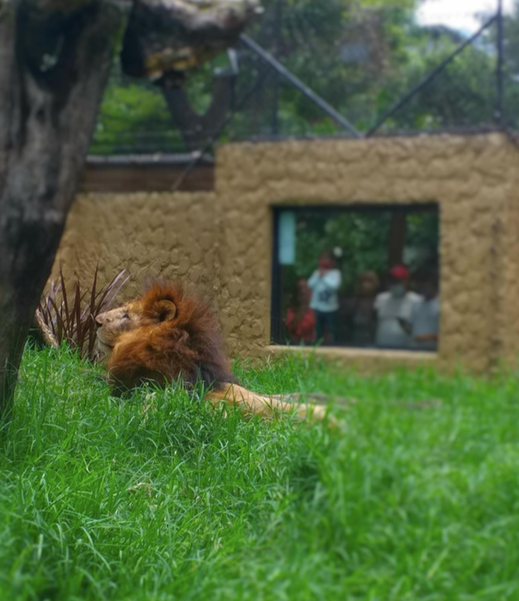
[90,0,517,155]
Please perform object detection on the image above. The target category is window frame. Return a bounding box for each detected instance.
[270,202,440,348]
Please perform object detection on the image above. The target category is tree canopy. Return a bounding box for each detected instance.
[91,0,513,154]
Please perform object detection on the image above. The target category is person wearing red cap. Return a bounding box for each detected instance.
[374,264,422,349]
[389,265,409,280]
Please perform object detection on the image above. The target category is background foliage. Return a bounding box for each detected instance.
[280,207,438,295]
[90,0,518,154]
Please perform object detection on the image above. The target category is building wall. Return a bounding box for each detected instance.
[53,133,519,373]
[500,162,519,369]
[216,134,519,372]
[53,191,218,302]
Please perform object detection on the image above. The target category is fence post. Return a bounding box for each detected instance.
[496,0,504,125]
[271,0,283,136]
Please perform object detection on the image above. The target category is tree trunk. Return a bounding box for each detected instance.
[388,212,407,268]
[0,1,126,419]
[161,72,235,151]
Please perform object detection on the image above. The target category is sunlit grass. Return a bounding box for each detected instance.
[2,347,519,600]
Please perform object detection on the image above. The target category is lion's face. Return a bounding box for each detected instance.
[95,293,179,364]
[95,301,143,361]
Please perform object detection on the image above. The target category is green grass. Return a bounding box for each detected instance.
[2,347,519,600]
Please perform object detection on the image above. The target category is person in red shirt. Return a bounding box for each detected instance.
[285,278,316,344]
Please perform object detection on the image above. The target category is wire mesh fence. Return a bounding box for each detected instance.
[89,0,518,155]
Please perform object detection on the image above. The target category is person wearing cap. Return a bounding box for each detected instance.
[308,250,342,344]
[374,265,422,349]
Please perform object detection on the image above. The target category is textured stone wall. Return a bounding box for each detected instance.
[53,192,219,302]
[500,162,519,369]
[53,133,519,373]
[216,134,519,372]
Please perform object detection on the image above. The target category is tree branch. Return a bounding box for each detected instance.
[122,0,261,79]
[161,71,234,150]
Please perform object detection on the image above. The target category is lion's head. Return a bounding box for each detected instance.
[95,290,179,363]
[95,283,232,390]
[95,301,141,362]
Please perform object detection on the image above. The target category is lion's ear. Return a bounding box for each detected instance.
[155,299,177,322]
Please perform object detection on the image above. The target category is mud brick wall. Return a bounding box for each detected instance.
[53,192,219,302]
[215,134,519,372]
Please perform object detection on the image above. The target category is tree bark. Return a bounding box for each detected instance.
[0,0,127,419]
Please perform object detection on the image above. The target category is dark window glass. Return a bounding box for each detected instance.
[271,205,440,352]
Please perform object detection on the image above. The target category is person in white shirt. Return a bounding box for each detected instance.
[402,270,440,352]
[307,251,342,344]
[374,265,422,349]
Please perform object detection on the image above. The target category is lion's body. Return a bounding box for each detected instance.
[96,283,331,423]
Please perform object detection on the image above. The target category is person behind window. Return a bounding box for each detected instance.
[308,250,342,345]
[285,278,316,344]
[350,270,380,347]
[374,264,422,349]
[400,268,440,352]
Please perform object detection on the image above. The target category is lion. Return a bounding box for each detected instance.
[95,282,332,423]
